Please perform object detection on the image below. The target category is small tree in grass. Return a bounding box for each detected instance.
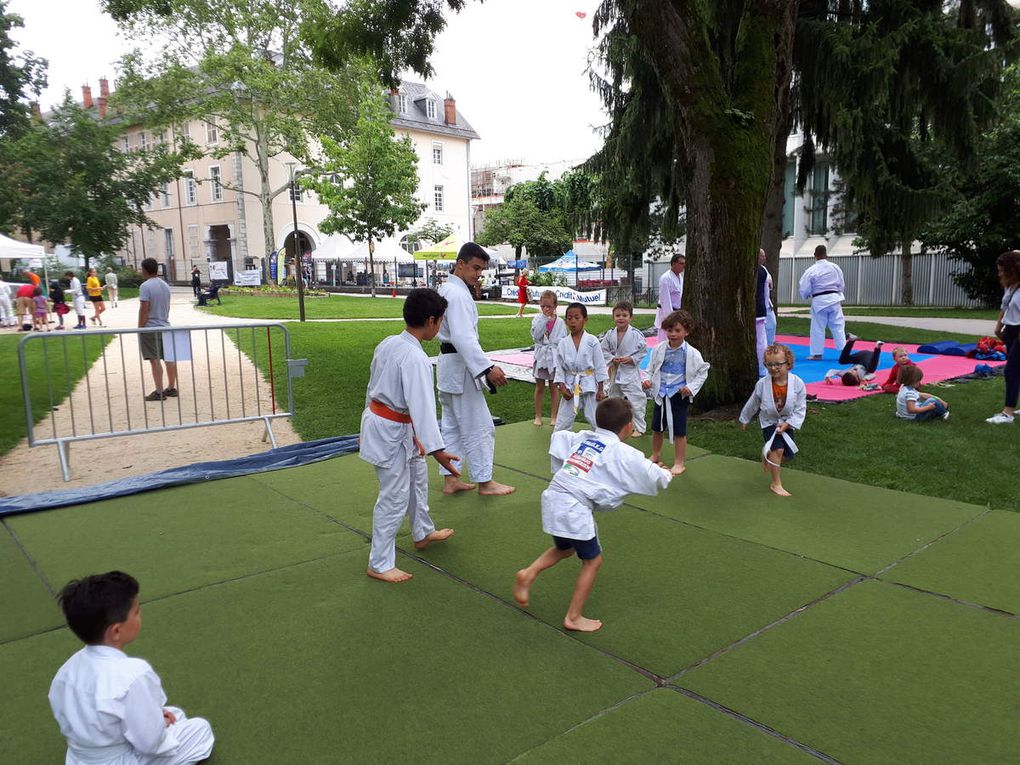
[302,83,424,298]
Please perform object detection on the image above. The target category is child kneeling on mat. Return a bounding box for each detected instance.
[514,397,672,632]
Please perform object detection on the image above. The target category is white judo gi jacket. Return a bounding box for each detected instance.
[531,314,567,372]
[49,645,214,765]
[436,275,492,394]
[738,374,807,430]
[542,428,672,540]
[359,331,444,468]
[554,332,609,394]
[600,325,648,391]
[644,341,710,405]
[654,270,683,336]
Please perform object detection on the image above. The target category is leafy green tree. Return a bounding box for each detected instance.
[0,0,45,139]
[106,0,360,263]
[476,195,572,263]
[405,218,453,251]
[301,83,424,298]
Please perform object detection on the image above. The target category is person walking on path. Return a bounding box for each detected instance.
[191,266,202,298]
[436,242,515,496]
[654,254,685,341]
[104,268,118,307]
[515,270,530,318]
[138,258,177,402]
[86,268,106,326]
[65,271,87,330]
[987,250,1020,425]
[798,244,846,359]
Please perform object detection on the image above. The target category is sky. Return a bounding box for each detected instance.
[7,0,608,166]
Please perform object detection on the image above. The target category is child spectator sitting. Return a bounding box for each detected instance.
[823,334,884,387]
[879,346,915,394]
[895,364,950,422]
[48,571,215,765]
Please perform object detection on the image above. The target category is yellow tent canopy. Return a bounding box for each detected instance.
[412,234,459,261]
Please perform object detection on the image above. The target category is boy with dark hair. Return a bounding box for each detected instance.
[361,288,460,583]
[514,398,672,632]
[49,571,215,764]
[554,302,609,431]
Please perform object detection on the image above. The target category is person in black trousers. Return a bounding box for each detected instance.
[987,250,1020,425]
[191,266,202,297]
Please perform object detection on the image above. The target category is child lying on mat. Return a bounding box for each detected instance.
[49,571,215,765]
[895,365,950,422]
[823,334,884,388]
[514,397,672,632]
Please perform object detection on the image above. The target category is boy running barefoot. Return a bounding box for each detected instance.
[360,289,459,583]
[514,398,672,632]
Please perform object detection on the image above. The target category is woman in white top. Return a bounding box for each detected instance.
[987,250,1020,424]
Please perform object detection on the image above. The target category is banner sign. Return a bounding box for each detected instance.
[234,269,262,287]
[208,261,229,281]
[268,251,278,284]
[501,285,607,305]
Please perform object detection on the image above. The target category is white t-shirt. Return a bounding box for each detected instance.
[1001,286,1020,326]
[896,386,920,419]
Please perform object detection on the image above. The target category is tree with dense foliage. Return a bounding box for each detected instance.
[476,194,572,262]
[405,218,453,251]
[301,83,424,298]
[105,0,360,263]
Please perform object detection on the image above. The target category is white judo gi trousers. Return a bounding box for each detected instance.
[608,383,647,433]
[554,391,598,432]
[755,318,768,377]
[809,297,846,357]
[765,308,777,345]
[132,707,213,765]
[369,443,435,573]
[0,292,13,326]
[438,387,495,483]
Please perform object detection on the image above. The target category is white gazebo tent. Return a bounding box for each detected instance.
[0,233,48,286]
[312,237,415,286]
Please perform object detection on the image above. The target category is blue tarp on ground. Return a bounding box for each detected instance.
[0,436,360,518]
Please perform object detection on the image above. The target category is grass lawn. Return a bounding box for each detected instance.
[197,293,534,320]
[784,305,999,320]
[0,333,110,458]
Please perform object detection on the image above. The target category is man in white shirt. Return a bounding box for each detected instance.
[436,243,515,496]
[798,244,846,359]
[654,254,685,341]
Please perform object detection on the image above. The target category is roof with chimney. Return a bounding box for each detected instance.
[390,80,480,141]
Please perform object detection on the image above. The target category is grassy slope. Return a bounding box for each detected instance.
[198,294,534,320]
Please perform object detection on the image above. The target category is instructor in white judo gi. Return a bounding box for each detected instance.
[654,254,685,341]
[437,243,516,496]
[798,244,846,360]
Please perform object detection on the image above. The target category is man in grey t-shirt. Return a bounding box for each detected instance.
[138,258,176,401]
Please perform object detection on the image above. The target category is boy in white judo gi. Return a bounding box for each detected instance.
[600,300,650,435]
[531,289,567,426]
[554,302,609,432]
[49,571,214,765]
[739,343,808,497]
[361,288,459,583]
[514,398,672,632]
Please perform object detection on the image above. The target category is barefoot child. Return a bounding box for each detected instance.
[738,343,807,497]
[49,571,215,765]
[514,398,672,632]
[360,288,460,583]
[600,301,650,435]
[644,309,710,475]
[531,290,566,426]
[554,302,609,431]
[823,334,885,387]
[895,364,950,422]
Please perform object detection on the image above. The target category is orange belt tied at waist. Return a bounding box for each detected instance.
[370,399,412,424]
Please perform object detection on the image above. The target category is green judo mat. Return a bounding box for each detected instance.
[2,421,1016,763]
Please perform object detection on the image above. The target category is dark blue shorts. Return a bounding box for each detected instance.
[552,535,602,560]
[652,394,690,437]
[762,424,796,461]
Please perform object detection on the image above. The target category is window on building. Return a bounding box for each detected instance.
[398,94,409,113]
[426,99,437,120]
[209,166,223,202]
[156,129,166,145]
[433,184,444,212]
[164,228,174,263]
[121,136,130,153]
[205,120,218,145]
[183,170,197,206]
[806,161,830,235]
[432,142,443,165]
[138,132,148,152]
[160,183,170,207]
[176,121,191,144]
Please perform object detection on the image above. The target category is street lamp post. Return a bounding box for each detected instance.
[288,163,306,322]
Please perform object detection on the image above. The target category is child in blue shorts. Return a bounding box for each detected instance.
[513,398,672,632]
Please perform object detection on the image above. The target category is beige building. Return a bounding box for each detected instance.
[115,79,478,282]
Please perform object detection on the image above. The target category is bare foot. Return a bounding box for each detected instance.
[366,567,414,583]
[414,528,454,549]
[670,463,686,476]
[532,417,543,426]
[443,477,477,495]
[563,615,603,632]
[514,569,533,606]
[478,480,516,496]
[769,484,792,497]
[632,432,643,438]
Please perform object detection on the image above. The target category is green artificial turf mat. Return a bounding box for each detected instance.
[6,476,365,602]
[625,454,983,573]
[881,510,1020,614]
[0,527,61,642]
[409,471,852,677]
[680,580,1020,764]
[516,688,814,764]
[0,551,653,764]
[493,420,708,479]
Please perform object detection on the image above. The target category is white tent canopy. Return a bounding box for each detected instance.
[312,237,413,263]
[0,233,45,262]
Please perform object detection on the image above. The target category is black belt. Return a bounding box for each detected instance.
[440,342,457,354]
[812,290,840,297]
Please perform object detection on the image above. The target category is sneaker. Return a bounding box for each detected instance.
[163,387,178,398]
[806,355,822,361]
[986,412,1015,424]
[144,390,166,402]
[941,411,950,421]
[847,333,858,342]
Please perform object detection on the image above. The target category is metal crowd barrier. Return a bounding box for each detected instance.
[17,322,307,481]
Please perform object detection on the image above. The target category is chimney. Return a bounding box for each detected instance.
[444,93,456,126]
[99,77,110,98]
[31,101,42,120]
[98,96,108,120]
[82,84,93,110]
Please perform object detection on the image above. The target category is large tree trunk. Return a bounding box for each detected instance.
[633,0,799,409]
[761,95,794,311]
[900,241,913,306]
